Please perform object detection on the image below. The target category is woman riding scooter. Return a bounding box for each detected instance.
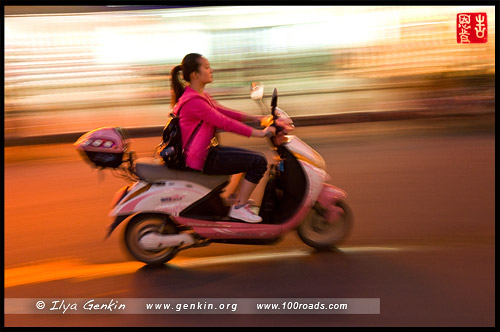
[170,53,276,223]
[74,81,353,265]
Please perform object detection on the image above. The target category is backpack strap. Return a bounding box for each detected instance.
[182,119,203,155]
[173,102,203,156]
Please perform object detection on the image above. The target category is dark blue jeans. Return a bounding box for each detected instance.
[202,146,267,184]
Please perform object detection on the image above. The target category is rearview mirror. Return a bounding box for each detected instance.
[250,82,264,100]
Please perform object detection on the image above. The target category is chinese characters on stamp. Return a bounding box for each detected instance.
[457,13,487,44]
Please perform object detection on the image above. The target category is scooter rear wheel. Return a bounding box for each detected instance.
[124,214,179,265]
[297,200,353,250]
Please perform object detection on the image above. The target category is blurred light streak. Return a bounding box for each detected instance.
[4,5,495,138]
[5,246,413,287]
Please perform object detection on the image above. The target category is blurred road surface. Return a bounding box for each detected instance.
[4,117,495,327]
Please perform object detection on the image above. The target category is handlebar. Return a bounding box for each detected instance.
[253,85,293,140]
[260,114,286,138]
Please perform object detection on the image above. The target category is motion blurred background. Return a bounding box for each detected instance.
[4,5,495,139]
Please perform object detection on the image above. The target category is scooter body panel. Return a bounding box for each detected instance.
[174,216,284,239]
[110,180,213,217]
[274,160,329,232]
[284,135,326,170]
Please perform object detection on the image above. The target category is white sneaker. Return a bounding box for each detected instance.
[228,204,262,223]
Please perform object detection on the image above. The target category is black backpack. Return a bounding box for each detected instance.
[160,107,202,170]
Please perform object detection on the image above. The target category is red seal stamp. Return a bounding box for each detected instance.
[457,13,487,44]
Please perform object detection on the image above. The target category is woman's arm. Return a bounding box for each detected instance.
[251,126,276,138]
[208,94,266,123]
[186,97,253,137]
[187,97,275,138]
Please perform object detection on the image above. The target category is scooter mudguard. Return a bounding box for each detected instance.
[105,213,137,239]
[317,184,346,205]
[315,184,347,224]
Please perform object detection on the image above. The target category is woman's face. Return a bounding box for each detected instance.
[193,57,213,84]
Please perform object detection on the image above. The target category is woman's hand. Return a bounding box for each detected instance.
[262,125,276,138]
[251,126,276,138]
[259,115,274,127]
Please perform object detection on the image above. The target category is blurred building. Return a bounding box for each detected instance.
[4,5,496,138]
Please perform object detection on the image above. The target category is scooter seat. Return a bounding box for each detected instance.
[134,157,229,189]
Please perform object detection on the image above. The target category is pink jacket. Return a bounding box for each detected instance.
[172,86,253,170]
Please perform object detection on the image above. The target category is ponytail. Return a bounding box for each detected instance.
[170,64,184,107]
[170,53,203,107]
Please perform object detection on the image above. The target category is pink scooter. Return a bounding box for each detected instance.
[74,85,353,265]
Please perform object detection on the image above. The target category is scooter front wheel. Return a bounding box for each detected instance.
[298,200,353,250]
[124,214,179,265]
